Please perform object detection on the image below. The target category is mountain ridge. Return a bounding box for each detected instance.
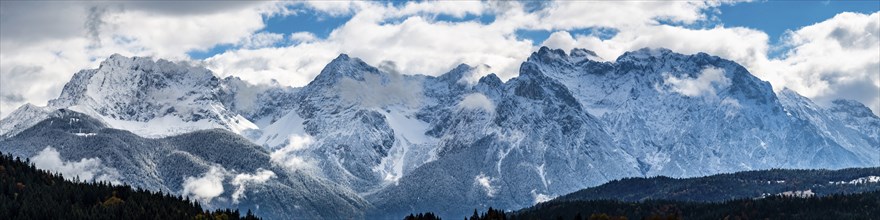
[1,47,877,219]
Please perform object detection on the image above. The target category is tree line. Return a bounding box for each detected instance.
[0,152,260,220]
[404,190,880,220]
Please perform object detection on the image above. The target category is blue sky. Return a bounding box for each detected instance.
[718,0,879,56]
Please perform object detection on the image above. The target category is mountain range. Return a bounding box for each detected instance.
[1,47,877,219]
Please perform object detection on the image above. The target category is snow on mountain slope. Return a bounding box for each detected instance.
[777,89,879,165]
[366,57,640,219]
[827,99,880,146]
[255,107,308,150]
[222,76,300,128]
[255,54,440,194]
[39,54,259,137]
[0,109,368,219]
[529,47,878,176]
[0,54,304,140]
[374,105,438,184]
[1,47,877,219]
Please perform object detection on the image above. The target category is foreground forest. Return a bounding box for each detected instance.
[557,167,880,203]
[0,152,260,220]
[508,190,880,220]
[403,167,880,220]
[403,190,880,220]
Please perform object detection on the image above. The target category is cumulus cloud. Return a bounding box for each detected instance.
[664,67,731,98]
[231,169,276,204]
[30,146,121,184]
[458,93,496,113]
[522,1,717,30]
[270,134,318,172]
[289,32,318,45]
[760,12,880,114]
[538,23,770,78]
[0,1,287,118]
[239,32,285,49]
[204,2,533,87]
[182,165,226,203]
[2,0,878,120]
[201,1,752,89]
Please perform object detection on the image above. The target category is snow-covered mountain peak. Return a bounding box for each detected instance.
[533,46,568,60]
[39,54,258,137]
[435,63,473,83]
[527,46,604,65]
[477,73,503,88]
[569,48,603,61]
[308,54,380,87]
[615,47,675,63]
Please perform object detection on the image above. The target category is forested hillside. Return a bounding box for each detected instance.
[557,168,880,202]
[402,167,880,220]
[509,191,880,220]
[405,191,880,220]
[0,152,260,220]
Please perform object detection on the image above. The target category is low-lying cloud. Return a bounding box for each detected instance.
[270,134,318,172]
[458,93,496,113]
[664,67,731,98]
[182,165,226,203]
[231,169,276,204]
[31,146,121,184]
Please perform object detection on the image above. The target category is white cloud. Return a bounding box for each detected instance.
[270,134,318,172]
[537,9,877,114]
[239,32,285,49]
[231,169,276,204]
[338,61,423,108]
[523,1,715,30]
[393,1,485,18]
[289,32,318,45]
[302,1,485,19]
[0,1,286,118]
[203,1,748,88]
[182,165,226,203]
[30,146,121,184]
[204,2,534,87]
[203,43,341,88]
[760,12,880,114]
[542,25,769,73]
[458,93,495,113]
[330,11,531,81]
[2,0,877,120]
[664,67,731,98]
[300,1,363,17]
[101,6,268,58]
[475,172,496,197]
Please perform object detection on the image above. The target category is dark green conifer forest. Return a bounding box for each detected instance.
[0,152,260,220]
[404,190,880,220]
